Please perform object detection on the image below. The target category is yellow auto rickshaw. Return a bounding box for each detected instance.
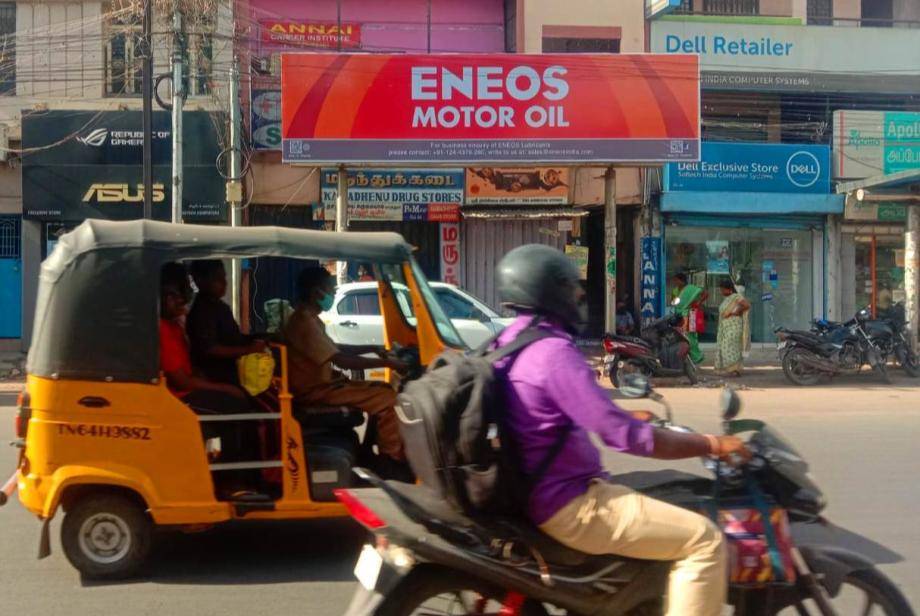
[3,219,466,579]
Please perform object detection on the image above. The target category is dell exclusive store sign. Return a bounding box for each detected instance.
[664,142,829,194]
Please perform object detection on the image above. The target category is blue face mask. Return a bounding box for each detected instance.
[318,292,335,312]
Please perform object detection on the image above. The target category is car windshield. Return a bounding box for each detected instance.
[379,261,464,348]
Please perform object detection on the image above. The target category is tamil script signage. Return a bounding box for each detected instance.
[664,142,830,194]
[440,223,461,285]
[282,53,700,164]
[22,111,226,222]
[260,21,361,49]
[833,110,920,179]
[651,20,920,94]
[251,89,281,150]
[321,168,463,222]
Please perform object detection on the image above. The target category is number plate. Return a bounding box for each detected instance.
[354,544,384,591]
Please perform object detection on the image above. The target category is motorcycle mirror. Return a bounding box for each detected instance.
[720,387,741,421]
[619,373,652,399]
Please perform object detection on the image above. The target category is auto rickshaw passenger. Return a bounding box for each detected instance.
[283,267,408,465]
[160,263,266,499]
[187,259,266,385]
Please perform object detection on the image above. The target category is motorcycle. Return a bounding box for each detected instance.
[602,313,698,387]
[776,310,891,386]
[336,376,913,616]
[874,304,920,378]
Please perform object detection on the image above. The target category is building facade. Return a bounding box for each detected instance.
[646,0,920,348]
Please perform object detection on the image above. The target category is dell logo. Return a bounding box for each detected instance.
[786,151,821,188]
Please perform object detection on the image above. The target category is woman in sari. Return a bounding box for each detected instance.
[671,273,707,365]
[715,278,751,376]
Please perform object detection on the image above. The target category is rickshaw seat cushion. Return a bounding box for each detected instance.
[293,405,365,431]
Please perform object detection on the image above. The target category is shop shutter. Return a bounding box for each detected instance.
[460,219,569,312]
[348,221,441,281]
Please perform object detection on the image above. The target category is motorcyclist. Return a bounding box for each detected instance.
[493,244,750,616]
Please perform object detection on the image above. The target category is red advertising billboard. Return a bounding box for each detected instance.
[281,53,700,164]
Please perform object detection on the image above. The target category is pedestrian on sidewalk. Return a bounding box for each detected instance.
[671,272,706,365]
[714,278,751,377]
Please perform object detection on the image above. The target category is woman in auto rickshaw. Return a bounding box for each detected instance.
[5,219,465,579]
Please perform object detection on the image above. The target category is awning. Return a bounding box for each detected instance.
[461,208,589,220]
[661,191,844,215]
[836,169,920,194]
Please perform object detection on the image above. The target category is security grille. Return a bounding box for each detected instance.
[0,216,20,258]
[808,0,833,25]
[703,0,759,14]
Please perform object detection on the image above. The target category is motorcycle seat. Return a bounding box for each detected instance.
[609,334,650,348]
[382,480,646,570]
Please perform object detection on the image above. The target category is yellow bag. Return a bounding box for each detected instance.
[237,352,275,396]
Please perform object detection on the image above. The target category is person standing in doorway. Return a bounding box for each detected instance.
[671,272,707,365]
[714,278,751,377]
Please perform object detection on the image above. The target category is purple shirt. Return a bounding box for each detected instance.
[494,316,656,525]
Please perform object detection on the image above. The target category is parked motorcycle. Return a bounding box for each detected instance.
[602,313,698,387]
[336,376,913,616]
[874,304,920,378]
[777,312,890,386]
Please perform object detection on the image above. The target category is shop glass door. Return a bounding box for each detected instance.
[665,226,815,343]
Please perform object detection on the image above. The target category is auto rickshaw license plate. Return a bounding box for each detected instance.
[355,544,383,591]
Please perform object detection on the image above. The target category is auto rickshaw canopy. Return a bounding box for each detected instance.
[27,219,414,384]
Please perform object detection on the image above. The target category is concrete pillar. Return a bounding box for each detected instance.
[20,219,41,352]
[604,167,617,333]
[906,206,919,353]
[825,215,842,320]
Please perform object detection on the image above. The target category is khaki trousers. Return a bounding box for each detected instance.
[295,380,404,461]
[540,481,727,616]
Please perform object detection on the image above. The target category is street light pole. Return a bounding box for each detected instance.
[170,1,184,223]
[141,0,153,219]
[229,58,243,321]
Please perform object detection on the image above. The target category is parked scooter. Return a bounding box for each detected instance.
[874,303,920,377]
[602,313,698,387]
[336,376,913,616]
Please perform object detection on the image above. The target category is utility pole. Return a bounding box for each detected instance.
[170,0,184,223]
[141,0,153,219]
[229,58,243,321]
[604,167,617,333]
[335,164,349,285]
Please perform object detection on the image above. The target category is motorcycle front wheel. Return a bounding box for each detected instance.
[896,345,920,378]
[781,349,824,386]
[614,360,652,389]
[778,568,915,616]
[375,568,549,616]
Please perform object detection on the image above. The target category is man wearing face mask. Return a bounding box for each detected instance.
[283,266,409,465]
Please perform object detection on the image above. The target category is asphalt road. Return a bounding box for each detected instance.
[0,376,918,615]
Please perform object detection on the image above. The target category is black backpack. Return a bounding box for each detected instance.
[396,326,570,517]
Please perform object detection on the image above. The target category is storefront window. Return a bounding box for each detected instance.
[665,226,815,343]
[852,235,904,317]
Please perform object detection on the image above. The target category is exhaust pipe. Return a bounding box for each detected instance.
[0,471,17,507]
[793,350,837,373]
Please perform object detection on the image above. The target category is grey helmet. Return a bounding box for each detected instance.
[497,244,587,333]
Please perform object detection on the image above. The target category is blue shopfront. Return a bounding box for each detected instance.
[654,142,844,344]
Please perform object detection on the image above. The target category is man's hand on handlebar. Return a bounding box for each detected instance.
[630,410,660,423]
[704,434,752,464]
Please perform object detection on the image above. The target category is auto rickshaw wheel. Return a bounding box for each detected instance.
[61,493,152,579]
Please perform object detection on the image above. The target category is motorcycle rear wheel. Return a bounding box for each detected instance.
[781,350,823,386]
[375,568,550,616]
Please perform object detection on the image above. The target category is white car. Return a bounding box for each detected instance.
[320,281,513,349]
